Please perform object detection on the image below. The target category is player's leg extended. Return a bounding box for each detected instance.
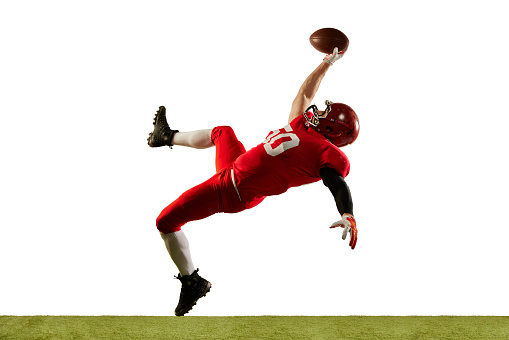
[211,126,246,173]
[157,174,223,271]
[148,107,245,157]
[157,176,221,316]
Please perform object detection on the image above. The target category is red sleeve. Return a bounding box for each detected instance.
[320,144,350,178]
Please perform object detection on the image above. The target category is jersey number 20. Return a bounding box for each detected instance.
[263,125,300,157]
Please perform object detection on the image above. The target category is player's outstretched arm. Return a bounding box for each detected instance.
[319,167,357,249]
[288,61,330,123]
[288,47,344,123]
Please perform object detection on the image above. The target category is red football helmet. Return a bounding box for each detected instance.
[303,100,359,147]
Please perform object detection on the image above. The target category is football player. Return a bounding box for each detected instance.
[147,47,359,316]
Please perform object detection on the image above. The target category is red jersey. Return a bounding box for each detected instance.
[232,115,350,202]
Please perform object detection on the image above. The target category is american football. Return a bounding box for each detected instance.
[309,28,349,54]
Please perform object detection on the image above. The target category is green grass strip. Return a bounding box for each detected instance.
[1,316,508,339]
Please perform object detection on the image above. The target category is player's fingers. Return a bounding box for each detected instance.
[350,226,358,250]
[342,225,350,240]
[330,220,342,229]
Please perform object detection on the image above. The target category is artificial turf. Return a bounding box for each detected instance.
[1,316,508,339]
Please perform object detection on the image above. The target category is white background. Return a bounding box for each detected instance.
[1,0,508,316]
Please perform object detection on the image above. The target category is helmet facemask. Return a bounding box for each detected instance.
[303,100,333,128]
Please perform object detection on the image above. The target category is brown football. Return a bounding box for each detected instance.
[309,28,349,54]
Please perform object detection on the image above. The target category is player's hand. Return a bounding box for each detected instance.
[330,213,357,249]
[323,47,345,65]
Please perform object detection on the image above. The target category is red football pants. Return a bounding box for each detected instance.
[156,126,257,233]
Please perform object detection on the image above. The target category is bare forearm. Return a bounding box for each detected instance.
[288,60,332,123]
[299,61,331,101]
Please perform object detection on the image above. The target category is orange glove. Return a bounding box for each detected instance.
[330,213,357,249]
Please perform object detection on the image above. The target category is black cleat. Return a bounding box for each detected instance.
[174,269,212,317]
[147,106,179,148]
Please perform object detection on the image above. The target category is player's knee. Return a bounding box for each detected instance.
[212,126,236,143]
[216,125,234,134]
[156,214,181,234]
